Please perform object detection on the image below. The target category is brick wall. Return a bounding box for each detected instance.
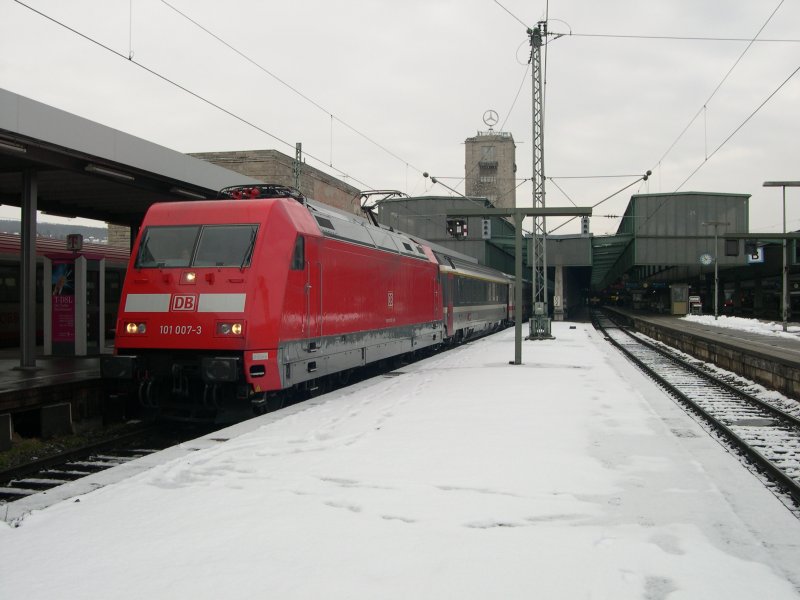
[107,223,130,248]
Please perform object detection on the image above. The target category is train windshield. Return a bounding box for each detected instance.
[135,224,259,268]
[194,225,258,267]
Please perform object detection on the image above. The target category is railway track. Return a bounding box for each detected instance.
[0,424,209,505]
[592,310,800,511]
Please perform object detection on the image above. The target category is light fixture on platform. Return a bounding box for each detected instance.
[85,163,134,182]
[0,138,27,153]
[170,187,206,200]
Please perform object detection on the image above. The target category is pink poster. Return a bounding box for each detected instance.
[52,260,75,343]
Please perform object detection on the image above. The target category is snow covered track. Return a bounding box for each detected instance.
[0,425,205,504]
[0,449,154,503]
[594,311,800,509]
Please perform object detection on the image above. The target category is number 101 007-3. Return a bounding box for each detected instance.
[159,325,202,335]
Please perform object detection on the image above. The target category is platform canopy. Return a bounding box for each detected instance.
[0,87,260,226]
[0,87,263,370]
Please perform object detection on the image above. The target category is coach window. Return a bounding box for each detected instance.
[105,270,122,304]
[291,236,305,270]
[0,267,16,303]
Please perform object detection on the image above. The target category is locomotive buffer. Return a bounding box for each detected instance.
[447,206,592,365]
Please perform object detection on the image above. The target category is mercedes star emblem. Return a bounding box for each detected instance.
[483,110,499,128]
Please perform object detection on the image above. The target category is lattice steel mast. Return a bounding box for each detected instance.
[529,21,550,338]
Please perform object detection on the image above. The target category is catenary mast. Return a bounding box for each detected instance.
[529,21,550,338]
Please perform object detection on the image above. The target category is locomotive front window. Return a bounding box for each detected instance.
[135,224,259,268]
[136,226,200,268]
[194,224,259,268]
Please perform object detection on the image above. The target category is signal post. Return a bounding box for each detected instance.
[448,206,592,365]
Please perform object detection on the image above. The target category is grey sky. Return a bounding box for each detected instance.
[1,0,798,234]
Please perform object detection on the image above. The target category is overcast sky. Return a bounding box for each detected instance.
[1,0,798,234]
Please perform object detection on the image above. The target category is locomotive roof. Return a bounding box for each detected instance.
[305,198,435,262]
[304,197,479,266]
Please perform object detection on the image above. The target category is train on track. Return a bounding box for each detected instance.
[101,184,528,419]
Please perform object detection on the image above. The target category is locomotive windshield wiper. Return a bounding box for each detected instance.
[135,237,154,268]
[240,229,257,271]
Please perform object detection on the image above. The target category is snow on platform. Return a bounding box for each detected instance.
[2,322,800,599]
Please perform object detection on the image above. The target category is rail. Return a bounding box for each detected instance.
[592,310,800,511]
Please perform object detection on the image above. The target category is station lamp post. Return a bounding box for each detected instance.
[701,220,728,320]
[763,181,800,332]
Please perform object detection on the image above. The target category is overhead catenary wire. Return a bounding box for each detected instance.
[12,0,376,189]
[159,0,425,178]
[548,178,577,208]
[500,63,530,132]
[651,0,785,171]
[495,2,795,237]
[444,58,532,203]
[629,58,800,235]
[493,0,530,29]
[548,175,648,235]
[676,61,800,191]
[556,32,800,43]
[15,0,794,237]
[628,1,791,235]
[549,174,643,179]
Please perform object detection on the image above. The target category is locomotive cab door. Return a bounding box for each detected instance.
[304,255,322,352]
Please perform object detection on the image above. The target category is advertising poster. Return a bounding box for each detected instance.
[52,260,75,343]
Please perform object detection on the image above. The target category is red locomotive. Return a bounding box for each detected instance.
[102,185,520,419]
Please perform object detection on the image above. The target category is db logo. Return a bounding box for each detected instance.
[171,294,198,312]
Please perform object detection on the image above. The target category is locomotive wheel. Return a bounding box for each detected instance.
[336,369,352,385]
[251,392,285,415]
[306,378,330,397]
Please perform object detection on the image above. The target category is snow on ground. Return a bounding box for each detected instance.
[2,322,800,599]
[683,314,800,338]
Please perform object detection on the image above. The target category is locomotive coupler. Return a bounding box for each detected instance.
[171,364,190,397]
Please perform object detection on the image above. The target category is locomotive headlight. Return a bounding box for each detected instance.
[216,321,244,336]
[181,271,197,284]
[125,322,146,334]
